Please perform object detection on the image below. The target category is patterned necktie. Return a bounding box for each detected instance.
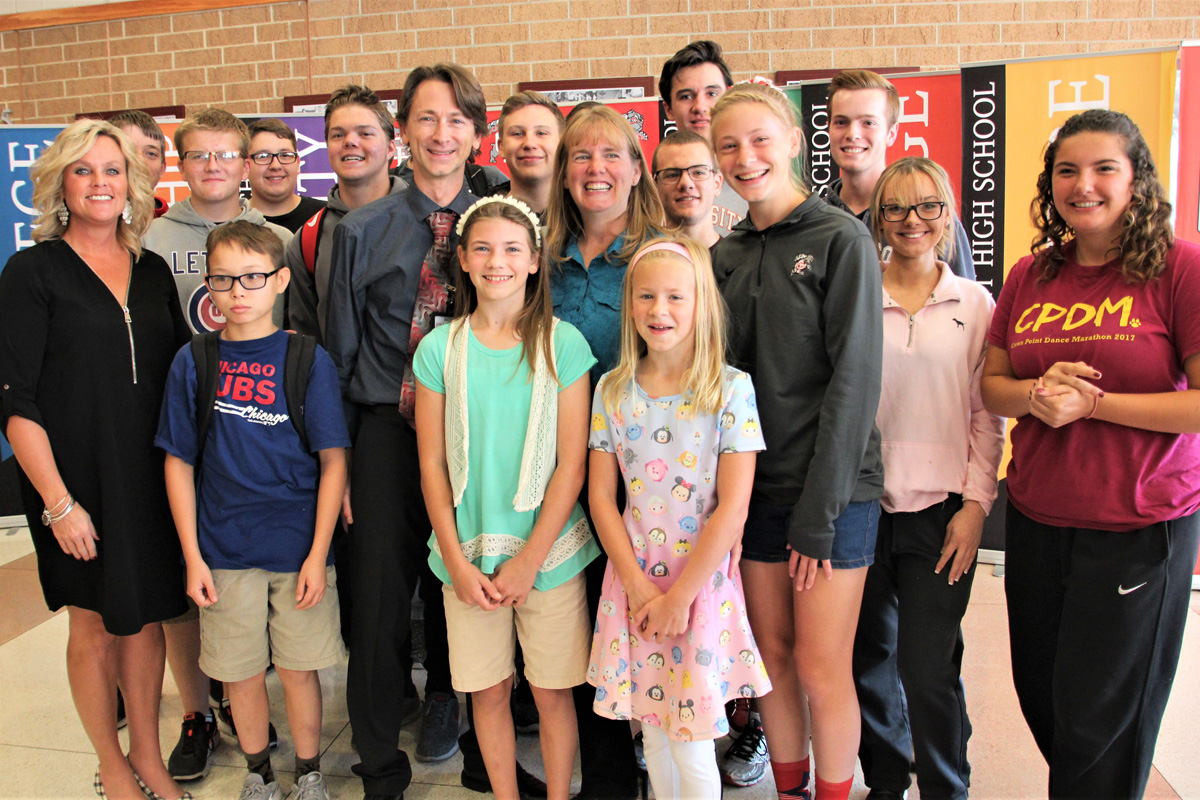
[399,209,457,423]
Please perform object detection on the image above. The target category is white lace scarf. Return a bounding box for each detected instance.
[444,317,559,512]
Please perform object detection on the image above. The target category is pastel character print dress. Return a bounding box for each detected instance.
[587,366,771,742]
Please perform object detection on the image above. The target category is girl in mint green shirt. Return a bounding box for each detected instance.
[414,197,598,800]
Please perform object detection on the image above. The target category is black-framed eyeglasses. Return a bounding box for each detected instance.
[181,150,244,165]
[880,201,946,222]
[205,268,282,292]
[653,165,715,185]
[250,151,299,165]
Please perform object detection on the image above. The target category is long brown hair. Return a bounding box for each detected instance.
[543,105,668,267]
[1029,109,1172,284]
[454,199,557,383]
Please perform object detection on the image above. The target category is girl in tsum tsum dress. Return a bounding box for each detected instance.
[586,236,771,800]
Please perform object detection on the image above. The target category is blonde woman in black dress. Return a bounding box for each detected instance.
[0,120,192,800]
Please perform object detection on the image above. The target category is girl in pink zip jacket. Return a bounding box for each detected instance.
[852,157,1004,800]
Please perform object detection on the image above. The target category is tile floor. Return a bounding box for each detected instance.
[1,519,1198,799]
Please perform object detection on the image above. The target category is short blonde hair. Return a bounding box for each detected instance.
[711,82,808,193]
[174,107,250,158]
[601,235,728,417]
[871,157,958,263]
[30,119,154,257]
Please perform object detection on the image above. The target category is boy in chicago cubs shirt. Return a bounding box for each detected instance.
[156,220,350,800]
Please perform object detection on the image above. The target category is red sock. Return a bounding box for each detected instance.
[814,774,853,800]
[771,757,811,800]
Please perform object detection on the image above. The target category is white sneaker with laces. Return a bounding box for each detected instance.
[293,771,330,800]
[239,773,283,800]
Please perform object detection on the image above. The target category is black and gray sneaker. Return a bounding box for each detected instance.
[719,712,769,787]
[415,691,460,762]
[168,712,218,782]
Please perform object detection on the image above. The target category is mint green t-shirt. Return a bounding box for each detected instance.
[413,319,600,590]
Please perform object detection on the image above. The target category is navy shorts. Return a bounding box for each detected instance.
[741,498,880,569]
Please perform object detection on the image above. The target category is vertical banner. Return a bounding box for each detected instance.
[960,64,1007,297]
[0,127,65,270]
[476,100,664,176]
[784,82,838,196]
[1176,41,1200,245]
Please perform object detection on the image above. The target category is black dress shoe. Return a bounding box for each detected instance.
[462,762,548,799]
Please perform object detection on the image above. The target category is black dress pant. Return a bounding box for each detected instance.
[345,406,450,796]
[1005,502,1200,800]
[854,496,974,800]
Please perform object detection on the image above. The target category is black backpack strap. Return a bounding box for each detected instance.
[284,333,318,454]
[466,162,491,198]
[190,331,222,474]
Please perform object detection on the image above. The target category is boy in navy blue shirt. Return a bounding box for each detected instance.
[157,221,350,800]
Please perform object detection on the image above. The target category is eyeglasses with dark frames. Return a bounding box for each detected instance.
[205,268,283,292]
[250,151,299,165]
[880,201,946,222]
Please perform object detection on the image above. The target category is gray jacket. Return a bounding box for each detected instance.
[713,194,884,560]
[285,176,406,342]
[144,198,292,333]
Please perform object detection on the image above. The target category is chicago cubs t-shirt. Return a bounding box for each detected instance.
[988,240,1200,531]
[156,330,350,571]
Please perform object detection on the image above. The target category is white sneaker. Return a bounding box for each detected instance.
[239,773,283,800]
[293,771,330,800]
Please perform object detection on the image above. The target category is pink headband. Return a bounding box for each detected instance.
[628,241,693,272]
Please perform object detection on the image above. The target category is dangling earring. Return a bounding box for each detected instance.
[57,205,69,225]
[122,202,132,225]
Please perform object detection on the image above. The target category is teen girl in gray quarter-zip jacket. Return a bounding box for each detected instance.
[708,81,883,800]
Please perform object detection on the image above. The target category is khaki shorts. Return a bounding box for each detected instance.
[443,572,590,693]
[198,566,344,682]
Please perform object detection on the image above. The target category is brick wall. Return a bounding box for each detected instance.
[1,0,1197,123]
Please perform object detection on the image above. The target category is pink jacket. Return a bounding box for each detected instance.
[877,262,1005,515]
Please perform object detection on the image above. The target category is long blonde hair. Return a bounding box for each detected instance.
[600,235,728,416]
[544,105,669,266]
[30,119,154,257]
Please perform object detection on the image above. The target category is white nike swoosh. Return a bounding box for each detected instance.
[1118,582,1148,595]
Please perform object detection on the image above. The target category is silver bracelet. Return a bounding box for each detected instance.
[41,495,75,526]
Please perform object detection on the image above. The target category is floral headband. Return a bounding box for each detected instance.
[455,195,543,249]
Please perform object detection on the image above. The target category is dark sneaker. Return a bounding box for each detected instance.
[415,691,460,762]
[214,698,279,750]
[719,712,769,787]
[461,761,548,798]
[168,713,218,781]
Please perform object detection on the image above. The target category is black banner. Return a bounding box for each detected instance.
[797,82,839,195]
[960,63,1006,298]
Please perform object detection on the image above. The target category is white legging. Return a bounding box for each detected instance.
[641,725,721,800]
